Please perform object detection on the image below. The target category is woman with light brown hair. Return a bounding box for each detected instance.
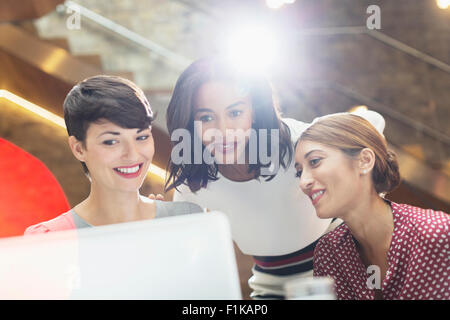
[294,114,449,300]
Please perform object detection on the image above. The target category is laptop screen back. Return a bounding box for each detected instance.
[0,212,242,299]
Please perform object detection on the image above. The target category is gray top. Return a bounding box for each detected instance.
[70,200,204,229]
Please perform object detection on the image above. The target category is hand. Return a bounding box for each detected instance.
[148,193,165,201]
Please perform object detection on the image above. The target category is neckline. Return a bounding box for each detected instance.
[70,209,93,228]
[344,201,399,297]
[70,198,160,228]
[216,170,259,184]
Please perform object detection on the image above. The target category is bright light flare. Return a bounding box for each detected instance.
[348,105,369,113]
[224,24,280,74]
[265,0,296,9]
[436,0,450,9]
[266,0,285,9]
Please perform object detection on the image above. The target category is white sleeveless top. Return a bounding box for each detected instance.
[173,118,332,256]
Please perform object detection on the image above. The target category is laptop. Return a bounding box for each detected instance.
[0,212,242,299]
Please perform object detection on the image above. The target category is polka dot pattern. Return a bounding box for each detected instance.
[313,202,449,300]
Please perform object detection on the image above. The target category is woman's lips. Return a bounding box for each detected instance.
[113,163,144,179]
[310,189,325,205]
[210,141,238,155]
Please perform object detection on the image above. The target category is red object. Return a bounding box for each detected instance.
[0,138,70,238]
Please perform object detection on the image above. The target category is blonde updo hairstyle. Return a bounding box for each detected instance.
[298,114,400,194]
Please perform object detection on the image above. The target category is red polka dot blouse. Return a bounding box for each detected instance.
[313,202,449,300]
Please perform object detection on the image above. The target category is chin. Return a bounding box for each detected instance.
[114,179,145,192]
[315,207,336,220]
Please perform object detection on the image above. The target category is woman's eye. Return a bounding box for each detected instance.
[199,115,213,122]
[103,140,118,146]
[295,170,302,178]
[229,110,242,118]
[137,135,150,141]
[309,158,321,166]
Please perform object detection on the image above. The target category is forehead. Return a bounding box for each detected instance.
[295,140,335,161]
[87,119,121,132]
[194,81,249,110]
[86,119,146,135]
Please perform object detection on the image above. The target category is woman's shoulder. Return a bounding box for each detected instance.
[24,210,75,235]
[315,222,350,253]
[392,202,449,239]
[155,200,204,218]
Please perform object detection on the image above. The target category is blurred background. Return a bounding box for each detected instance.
[0,0,449,298]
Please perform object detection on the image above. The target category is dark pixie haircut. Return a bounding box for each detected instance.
[63,75,153,175]
[165,56,293,193]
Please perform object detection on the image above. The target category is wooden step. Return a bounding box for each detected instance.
[0,0,64,21]
[12,21,39,36]
[43,37,70,51]
[144,88,173,96]
[105,71,134,81]
[445,160,450,178]
[75,54,103,68]
[402,144,425,161]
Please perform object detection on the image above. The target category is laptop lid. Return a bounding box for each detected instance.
[0,212,242,299]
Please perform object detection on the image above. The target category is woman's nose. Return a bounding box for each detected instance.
[299,170,314,192]
[217,118,229,136]
[122,141,139,160]
[219,118,240,141]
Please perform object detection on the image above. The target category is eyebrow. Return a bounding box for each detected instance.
[97,128,147,138]
[304,149,323,159]
[195,101,245,114]
[295,149,323,169]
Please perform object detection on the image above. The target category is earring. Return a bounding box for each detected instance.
[362,169,367,174]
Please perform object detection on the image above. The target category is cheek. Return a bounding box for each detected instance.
[238,112,253,131]
[83,148,116,180]
[315,162,353,194]
[199,125,224,147]
[146,141,155,159]
[232,114,253,145]
[193,122,211,146]
[330,169,360,204]
[84,140,114,165]
[136,137,155,161]
[86,147,112,166]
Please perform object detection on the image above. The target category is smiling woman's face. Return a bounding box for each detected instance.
[193,81,253,164]
[71,120,154,192]
[294,140,362,219]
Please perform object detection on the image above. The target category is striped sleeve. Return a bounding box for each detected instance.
[252,238,318,277]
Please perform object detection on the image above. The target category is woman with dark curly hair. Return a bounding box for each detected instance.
[164,56,385,299]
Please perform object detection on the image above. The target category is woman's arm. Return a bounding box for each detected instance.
[24,223,51,235]
[312,238,329,277]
